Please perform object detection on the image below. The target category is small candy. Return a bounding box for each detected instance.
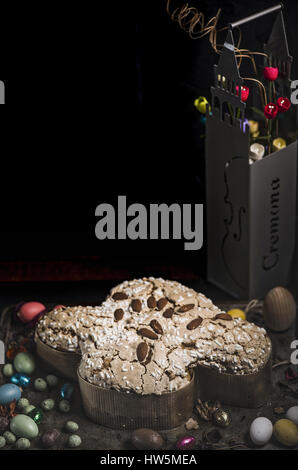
[248,120,259,134]
[23,405,36,415]
[2,364,14,377]
[59,399,71,413]
[194,96,209,114]
[264,102,278,119]
[249,143,265,161]
[34,378,47,392]
[60,383,74,401]
[0,383,22,405]
[42,398,55,411]
[213,409,231,428]
[15,438,31,450]
[64,421,79,433]
[263,66,278,81]
[0,417,9,433]
[249,417,273,446]
[273,419,298,447]
[176,436,196,450]
[45,375,59,388]
[28,407,43,424]
[67,434,82,448]
[227,309,246,320]
[3,431,16,444]
[272,137,286,152]
[11,373,31,387]
[0,436,6,448]
[41,428,61,448]
[10,414,39,439]
[17,398,30,411]
[17,301,46,324]
[14,352,35,375]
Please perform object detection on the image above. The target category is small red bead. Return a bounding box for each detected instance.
[264,102,278,119]
[236,85,249,102]
[277,96,291,112]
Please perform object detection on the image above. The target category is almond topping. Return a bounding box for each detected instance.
[150,319,163,335]
[187,317,203,330]
[138,328,159,340]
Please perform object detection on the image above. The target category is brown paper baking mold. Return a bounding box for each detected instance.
[78,370,195,430]
[195,353,272,408]
[35,335,81,382]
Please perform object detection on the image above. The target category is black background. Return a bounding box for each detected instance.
[0,0,297,274]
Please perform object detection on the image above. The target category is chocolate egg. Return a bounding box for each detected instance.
[131,428,165,450]
[176,436,196,450]
[273,419,298,447]
[18,302,46,323]
[14,352,35,375]
[263,287,296,332]
[10,414,39,439]
[0,383,21,405]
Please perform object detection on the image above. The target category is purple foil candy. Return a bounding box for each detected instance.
[176,436,196,450]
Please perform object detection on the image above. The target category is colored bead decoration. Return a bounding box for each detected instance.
[264,102,278,119]
[277,97,291,112]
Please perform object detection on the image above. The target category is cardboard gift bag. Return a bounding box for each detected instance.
[205,6,297,299]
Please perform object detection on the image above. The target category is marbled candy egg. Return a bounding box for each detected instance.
[10,414,39,439]
[0,383,21,405]
[18,302,46,323]
[41,428,61,448]
[14,352,35,375]
[131,428,165,450]
[286,406,298,425]
[249,417,273,446]
[274,419,298,447]
[176,436,196,450]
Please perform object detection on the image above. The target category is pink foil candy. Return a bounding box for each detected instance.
[176,436,196,450]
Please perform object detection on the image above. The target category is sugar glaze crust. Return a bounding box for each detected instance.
[77,278,271,395]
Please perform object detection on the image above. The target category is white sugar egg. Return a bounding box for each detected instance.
[286,406,298,425]
[249,417,273,446]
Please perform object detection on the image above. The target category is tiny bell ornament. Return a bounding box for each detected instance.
[16,301,46,324]
[263,286,296,332]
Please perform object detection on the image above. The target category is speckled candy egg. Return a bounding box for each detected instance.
[131,428,165,450]
[249,417,273,446]
[17,302,46,323]
[41,428,61,448]
[263,287,296,331]
[10,414,39,439]
[14,352,35,375]
[0,383,21,405]
[274,419,298,447]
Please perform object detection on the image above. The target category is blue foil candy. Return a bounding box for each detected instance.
[60,383,74,401]
[10,373,31,387]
